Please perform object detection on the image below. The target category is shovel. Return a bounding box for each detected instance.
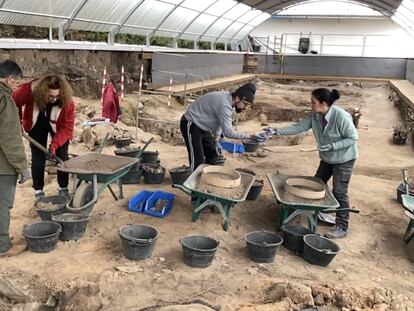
[22,132,65,167]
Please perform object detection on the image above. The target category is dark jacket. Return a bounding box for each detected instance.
[0,81,27,175]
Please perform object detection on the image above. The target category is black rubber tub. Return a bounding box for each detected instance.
[52,213,90,241]
[114,137,131,149]
[180,235,219,268]
[22,221,62,253]
[114,147,141,158]
[282,225,314,254]
[34,195,68,220]
[246,180,264,200]
[119,224,159,261]
[120,169,143,184]
[235,168,256,176]
[245,231,283,263]
[142,164,166,184]
[303,234,341,267]
[169,166,192,185]
[140,151,159,165]
[243,140,260,152]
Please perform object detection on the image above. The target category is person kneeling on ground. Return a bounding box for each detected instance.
[265,88,358,239]
[13,75,75,200]
[180,82,263,171]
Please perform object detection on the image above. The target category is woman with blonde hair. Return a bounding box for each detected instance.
[13,74,75,199]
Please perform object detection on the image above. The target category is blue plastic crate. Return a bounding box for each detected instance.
[144,191,175,218]
[128,190,154,213]
[219,140,245,153]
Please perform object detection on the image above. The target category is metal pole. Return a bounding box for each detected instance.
[120,65,125,102]
[167,76,172,106]
[135,63,144,138]
[183,73,188,106]
[320,35,324,55]
[361,35,366,57]
[101,67,106,104]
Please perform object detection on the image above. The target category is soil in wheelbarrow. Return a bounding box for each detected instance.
[195,177,251,200]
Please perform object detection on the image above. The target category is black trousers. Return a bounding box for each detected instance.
[315,159,356,230]
[180,116,217,171]
[29,124,69,190]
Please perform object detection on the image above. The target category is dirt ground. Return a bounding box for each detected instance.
[1,79,414,311]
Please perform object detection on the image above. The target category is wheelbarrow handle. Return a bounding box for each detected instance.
[22,132,65,166]
[171,184,192,195]
[322,208,360,214]
[136,137,154,159]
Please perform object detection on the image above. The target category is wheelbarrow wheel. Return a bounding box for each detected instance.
[72,183,94,209]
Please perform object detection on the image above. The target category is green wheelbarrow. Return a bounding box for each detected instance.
[172,164,255,231]
[400,169,414,243]
[267,172,359,232]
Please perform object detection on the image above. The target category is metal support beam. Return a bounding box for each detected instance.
[110,0,145,37]
[196,2,239,43]
[175,0,221,41]
[147,0,185,43]
[228,11,263,42]
[61,0,89,32]
[0,0,7,9]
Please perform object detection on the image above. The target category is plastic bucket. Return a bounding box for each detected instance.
[114,137,131,149]
[169,166,192,185]
[34,195,68,220]
[243,140,260,152]
[282,225,314,253]
[22,221,62,253]
[120,169,142,184]
[143,165,166,184]
[180,235,219,268]
[235,168,256,176]
[140,151,159,165]
[303,234,341,267]
[246,180,264,201]
[114,147,141,158]
[119,224,159,261]
[245,231,283,263]
[52,213,90,241]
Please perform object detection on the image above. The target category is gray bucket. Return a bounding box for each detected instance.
[180,235,219,268]
[119,224,159,261]
[22,221,61,253]
[245,231,283,263]
[52,213,90,241]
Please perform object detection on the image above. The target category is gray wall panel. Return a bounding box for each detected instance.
[407,59,414,83]
[152,53,244,88]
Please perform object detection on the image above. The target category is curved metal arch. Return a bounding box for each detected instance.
[111,0,146,36]
[227,11,266,42]
[61,0,90,32]
[196,1,239,42]
[212,8,257,44]
[174,0,221,40]
[147,0,186,42]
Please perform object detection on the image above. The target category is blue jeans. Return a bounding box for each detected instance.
[315,159,356,230]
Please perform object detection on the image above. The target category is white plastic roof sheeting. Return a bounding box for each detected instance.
[0,0,270,43]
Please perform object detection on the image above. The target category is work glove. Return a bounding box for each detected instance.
[318,144,333,152]
[18,168,31,184]
[215,138,223,155]
[263,127,280,137]
[250,132,268,143]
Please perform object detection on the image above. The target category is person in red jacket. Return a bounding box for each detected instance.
[13,75,75,199]
[101,80,121,123]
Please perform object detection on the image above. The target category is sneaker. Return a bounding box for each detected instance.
[325,226,347,239]
[34,190,45,200]
[58,188,69,199]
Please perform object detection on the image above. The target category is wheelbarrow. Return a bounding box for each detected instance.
[267,172,359,232]
[23,132,153,212]
[400,169,414,243]
[172,164,255,231]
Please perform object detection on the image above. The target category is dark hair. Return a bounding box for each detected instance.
[311,88,340,106]
[0,60,22,79]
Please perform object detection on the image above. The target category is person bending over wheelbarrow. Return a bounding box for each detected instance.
[13,74,75,200]
[180,82,265,171]
[263,88,358,239]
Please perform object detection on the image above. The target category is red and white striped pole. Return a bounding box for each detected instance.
[135,63,144,138]
[101,67,107,104]
[120,65,125,102]
[167,76,172,106]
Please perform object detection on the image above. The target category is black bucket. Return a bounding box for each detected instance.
[22,221,62,253]
[246,180,264,200]
[282,225,314,253]
[243,140,260,152]
[51,213,90,241]
[235,168,256,176]
[169,166,192,185]
[180,235,219,268]
[34,195,68,220]
[119,225,159,261]
[120,169,143,184]
[114,147,141,158]
[245,231,283,263]
[303,234,341,267]
[140,151,159,165]
[114,137,131,149]
[143,165,166,184]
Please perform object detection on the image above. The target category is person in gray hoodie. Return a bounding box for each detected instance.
[180,83,258,170]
